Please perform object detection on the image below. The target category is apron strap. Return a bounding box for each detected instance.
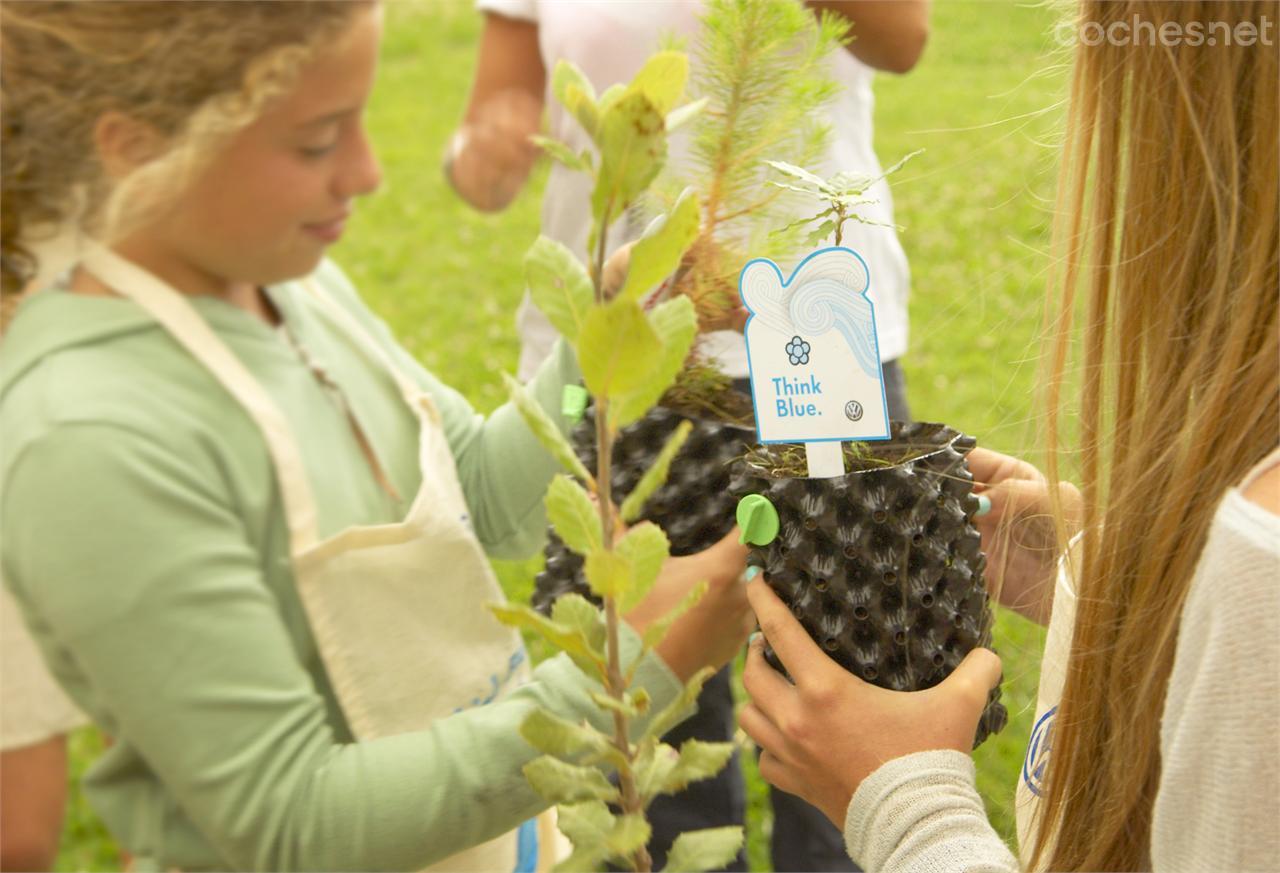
[301,280,427,412]
[81,244,321,554]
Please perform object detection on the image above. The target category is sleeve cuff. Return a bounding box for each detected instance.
[844,749,1017,873]
[475,0,538,22]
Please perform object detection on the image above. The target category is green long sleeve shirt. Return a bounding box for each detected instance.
[0,260,682,871]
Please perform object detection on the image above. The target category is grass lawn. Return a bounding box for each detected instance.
[57,2,1069,869]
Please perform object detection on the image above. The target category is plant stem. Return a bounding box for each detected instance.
[590,207,651,873]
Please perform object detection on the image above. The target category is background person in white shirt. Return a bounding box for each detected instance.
[736,1,1279,870]
[446,2,930,869]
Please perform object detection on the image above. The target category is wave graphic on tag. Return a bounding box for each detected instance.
[740,247,890,477]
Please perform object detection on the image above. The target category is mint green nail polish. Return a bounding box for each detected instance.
[974,494,992,517]
[743,566,761,582]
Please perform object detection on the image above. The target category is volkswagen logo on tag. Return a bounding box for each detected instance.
[844,400,864,421]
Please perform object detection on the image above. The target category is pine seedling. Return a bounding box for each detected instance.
[765,150,923,248]
[649,0,850,333]
[490,53,743,873]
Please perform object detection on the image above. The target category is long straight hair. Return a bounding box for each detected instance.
[1033,1,1279,869]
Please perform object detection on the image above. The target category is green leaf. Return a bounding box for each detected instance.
[519,709,621,767]
[555,800,614,857]
[487,602,603,675]
[545,475,602,556]
[502,373,594,486]
[610,296,697,428]
[589,690,640,718]
[523,756,620,804]
[553,803,650,871]
[531,135,593,174]
[618,187,700,303]
[552,60,599,138]
[525,236,593,345]
[552,59,597,106]
[663,827,745,872]
[626,50,688,114]
[592,91,667,223]
[641,579,707,651]
[805,219,839,247]
[634,741,680,800]
[596,83,627,115]
[619,419,693,522]
[605,813,652,856]
[764,159,831,192]
[583,547,633,602]
[578,298,662,398]
[669,739,736,790]
[614,522,669,612]
[645,666,715,741]
[665,97,708,132]
[767,180,822,197]
[554,848,608,873]
[550,594,608,661]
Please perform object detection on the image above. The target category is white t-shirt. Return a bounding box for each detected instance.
[478,0,911,379]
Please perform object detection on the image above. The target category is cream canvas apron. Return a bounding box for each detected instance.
[84,246,557,872]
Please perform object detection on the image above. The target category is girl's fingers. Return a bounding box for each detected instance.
[937,647,1003,712]
[745,579,836,688]
[741,632,793,706]
[738,702,789,760]
[756,748,801,798]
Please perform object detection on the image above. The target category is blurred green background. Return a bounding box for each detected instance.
[56,1,1069,869]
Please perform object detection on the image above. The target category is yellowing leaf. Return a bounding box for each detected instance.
[663,827,744,872]
[614,522,669,612]
[502,373,594,486]
[592,91,667,223]
[626,51,689,114]
[618,187,700,303]
[583,547,633,602]
[619,419,693,522]
[578,298,662,399]
[525,236,593,344]
[523,756,620,804]
[610,296,697,428]
[545,475,602,556]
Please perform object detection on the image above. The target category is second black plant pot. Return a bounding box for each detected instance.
[533,405,756,612]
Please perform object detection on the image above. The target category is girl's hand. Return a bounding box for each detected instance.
[968,448,1081,625]
[445,89,542,213]
[625,528,752,682]
[739,579,1002,827]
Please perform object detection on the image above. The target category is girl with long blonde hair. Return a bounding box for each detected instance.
[0,3,753,869]
[738,1,1278,869]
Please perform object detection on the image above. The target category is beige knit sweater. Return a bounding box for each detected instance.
[843,455,1280,872]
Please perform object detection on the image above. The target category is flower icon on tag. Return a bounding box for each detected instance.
[785,335,811,366]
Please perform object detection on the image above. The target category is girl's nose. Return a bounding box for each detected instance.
[337,126,382,199]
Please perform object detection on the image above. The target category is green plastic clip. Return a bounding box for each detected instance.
[561,385,589,424]
[736,494,780,546]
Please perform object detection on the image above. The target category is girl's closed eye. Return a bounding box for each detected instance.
[299,140,338,159]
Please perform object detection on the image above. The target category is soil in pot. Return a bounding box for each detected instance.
[728,421,1008,748]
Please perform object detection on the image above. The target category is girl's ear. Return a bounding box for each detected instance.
[93,111,165,180]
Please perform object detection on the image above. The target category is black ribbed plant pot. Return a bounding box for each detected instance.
[728,421,1007,748]
[533,405,756,613]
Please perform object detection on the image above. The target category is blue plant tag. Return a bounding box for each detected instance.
[740,247,891,475]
